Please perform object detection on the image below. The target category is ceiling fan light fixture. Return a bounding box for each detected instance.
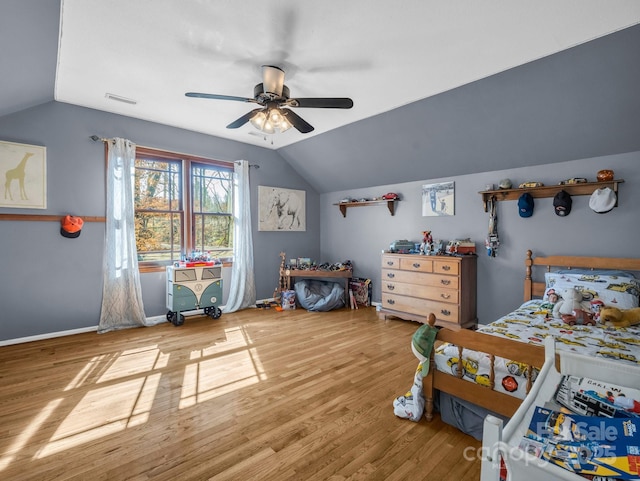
[250,107,291,134]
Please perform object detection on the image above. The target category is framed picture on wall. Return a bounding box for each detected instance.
[0,140,47,209]
[258,186,306,231]
[422,181,454,217]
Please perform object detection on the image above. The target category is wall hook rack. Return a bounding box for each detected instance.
[479,179,624,212]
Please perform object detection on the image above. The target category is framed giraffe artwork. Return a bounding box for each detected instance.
[0,140,47,209]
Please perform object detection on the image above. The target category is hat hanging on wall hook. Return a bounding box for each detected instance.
[518,193,534,218]
[553,190,572,216]
[60,215,84,238]
[589,187,617,214]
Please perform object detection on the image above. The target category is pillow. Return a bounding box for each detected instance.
[544,272,640,309]
[555,269,637,279]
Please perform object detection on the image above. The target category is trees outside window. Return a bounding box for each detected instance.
[134,147,233,269]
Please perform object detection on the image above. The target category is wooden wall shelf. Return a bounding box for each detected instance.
[479,179,624,212]
[0,214,106,222]
[334,199,398,217]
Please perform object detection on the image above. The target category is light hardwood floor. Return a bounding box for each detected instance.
[0,307,482,480]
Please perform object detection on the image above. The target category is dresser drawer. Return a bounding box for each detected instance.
[383,280,458,303]
[381,269,430,285]
[381,269,460,289]
[423,273,459,290]
[382,280,431,298]
[423,286,459,304]
[434,259,459,275]
[381,293,459,324]
[381,255,402,269]
[399,257,433,273]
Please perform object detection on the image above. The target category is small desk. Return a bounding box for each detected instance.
[283,268,352,302]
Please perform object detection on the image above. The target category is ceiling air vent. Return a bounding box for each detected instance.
[105,93,137,105]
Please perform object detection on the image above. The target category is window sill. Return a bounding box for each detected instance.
[139,261,233,274]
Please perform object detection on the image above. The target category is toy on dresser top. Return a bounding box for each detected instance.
[389,239,417,254]
[445,238,476,255]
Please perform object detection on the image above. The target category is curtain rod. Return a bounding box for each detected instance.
[89,135,259,168]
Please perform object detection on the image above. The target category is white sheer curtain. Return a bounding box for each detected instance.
[98,138,149,333]
[223,160,256,312]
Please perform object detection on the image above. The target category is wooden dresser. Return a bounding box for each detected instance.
[379,253,477,329]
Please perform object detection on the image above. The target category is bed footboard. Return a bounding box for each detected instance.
[423,313,546,422]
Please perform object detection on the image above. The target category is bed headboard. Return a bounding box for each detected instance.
[523,250,640,301]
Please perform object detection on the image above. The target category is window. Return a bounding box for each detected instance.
[134,147,233,269]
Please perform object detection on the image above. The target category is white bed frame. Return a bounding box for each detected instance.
[480,336,640,481]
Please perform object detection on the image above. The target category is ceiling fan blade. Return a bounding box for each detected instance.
[287,98,353,109]
[226,108,264,129]
[185,92,257,103]
[281,108,314,133]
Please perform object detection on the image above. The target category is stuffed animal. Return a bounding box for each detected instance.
[599,306,640,328]
[553,287,594,325]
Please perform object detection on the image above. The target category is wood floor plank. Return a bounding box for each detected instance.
[0,307,482,480]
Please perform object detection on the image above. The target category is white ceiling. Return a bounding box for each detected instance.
[55,0,640,150]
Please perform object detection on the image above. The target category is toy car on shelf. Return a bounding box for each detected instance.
[381,192,399,200]
[559,177,588,185]
[519,181,544,188]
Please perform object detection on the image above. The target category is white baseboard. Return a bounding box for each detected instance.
[256,297,276,303]
[0,314,191,346]
[0,326,98,347]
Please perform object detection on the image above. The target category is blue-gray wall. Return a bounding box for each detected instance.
[1,100,638,342]
[0,101,320,342]
[320,152,639,325]
[280,24,640,194]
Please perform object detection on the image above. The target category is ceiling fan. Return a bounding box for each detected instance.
[185,65,353,134]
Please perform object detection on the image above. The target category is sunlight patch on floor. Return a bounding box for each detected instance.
[0,399,62,471]
[17,327,265,460]
[36,374,161,458]
[98,346,167,383]
[180,327,266,408]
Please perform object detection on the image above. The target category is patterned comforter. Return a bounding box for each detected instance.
[434,300,640,399]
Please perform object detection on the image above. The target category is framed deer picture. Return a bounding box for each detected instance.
[0,140,47,209]
[258,186,306,232]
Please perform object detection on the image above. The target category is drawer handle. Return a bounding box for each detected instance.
[440,309,451,316]
[440,279,451,285]
[387,299,395,305]
[440,293,451,299]
[387,273,395,278]
[387,261,394,266]
[412,263,421,268]
[387,284,395,290]
[441,265,451,271]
